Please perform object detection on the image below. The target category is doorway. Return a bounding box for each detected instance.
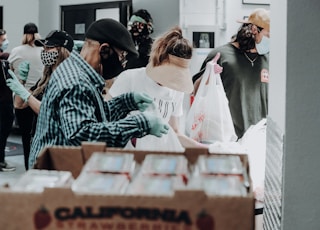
[61,1,132,40]
[0,7,3,29]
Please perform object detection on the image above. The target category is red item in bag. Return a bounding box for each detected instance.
[190,94,195,106]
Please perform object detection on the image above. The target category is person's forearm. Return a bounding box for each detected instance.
[13,94,41,114]
[169,116,208,148]
[27,95,41,114]
[105,92,138,121]
[177,133,208,148]
[13,94,28,109]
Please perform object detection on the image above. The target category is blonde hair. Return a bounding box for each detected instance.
[22,33,41,46]
[149,26,192,67]
[32,47,70,97]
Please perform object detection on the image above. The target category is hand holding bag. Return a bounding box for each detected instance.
[186,60,237,143]
[125,102,185,152]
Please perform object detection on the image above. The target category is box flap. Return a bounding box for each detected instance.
[81,141,107,162]
[34,145,84,178]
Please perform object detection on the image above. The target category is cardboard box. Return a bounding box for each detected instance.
[0,142,255,230]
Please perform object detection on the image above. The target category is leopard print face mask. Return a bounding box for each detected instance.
[41,49,59,66]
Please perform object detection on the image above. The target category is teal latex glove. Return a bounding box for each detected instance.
[133,92,153,112]
[6,70,31,102]
[73,40,84,53]
[18,61,30,82]
[143,112,170,137]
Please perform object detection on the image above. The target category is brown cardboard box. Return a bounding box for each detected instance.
[0,142,255,230]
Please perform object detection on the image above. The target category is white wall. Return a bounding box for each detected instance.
[1,0,269,65]
[37,0,270,48]
[34,0,270,74]
[181,0,269,45]
[38,0,127,40]
[180,0,269,74]
[280,0,320,229]
[268,0,286,132]
[0,0,269,57]
[0,0,128,50]
[1,0,39,52]
[132,0,180,38]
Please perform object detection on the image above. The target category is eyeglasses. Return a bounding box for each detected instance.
[256,26,264,33]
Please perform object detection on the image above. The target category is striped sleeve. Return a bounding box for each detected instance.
[58,85,150,147]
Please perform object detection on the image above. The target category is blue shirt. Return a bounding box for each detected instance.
[29,51,150,168]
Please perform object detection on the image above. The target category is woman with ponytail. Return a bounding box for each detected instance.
[107,26,207,148]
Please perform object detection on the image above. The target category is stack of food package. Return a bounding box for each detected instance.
[11,169,74,193]
[11,152,249,197]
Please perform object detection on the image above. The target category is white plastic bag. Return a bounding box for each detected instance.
[132,127,184,152]
[125,103,184,152]
[186,61,237,143]
[238,118,267,202]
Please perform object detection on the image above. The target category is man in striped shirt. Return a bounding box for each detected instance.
[29,19,169,168]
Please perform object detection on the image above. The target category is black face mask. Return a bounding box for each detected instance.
[101,50,125,80]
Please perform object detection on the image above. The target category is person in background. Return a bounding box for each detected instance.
[28,18,169,168]
[0,29,16,171]
[107,26,207,148]
[0,30,9,60]
[8,22,44,170]
[6,30,74,169]
[126,9,154,69]
[192,8,270,138]
[103,9,154,96]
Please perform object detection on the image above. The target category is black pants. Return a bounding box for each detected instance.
[0,102,14,163]
[15,107,33,170]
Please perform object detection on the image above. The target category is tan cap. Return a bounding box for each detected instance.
[146,54,194,93]
[237,8,270,31]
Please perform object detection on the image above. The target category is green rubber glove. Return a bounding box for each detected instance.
[6,70,31,102]
[133,92,153,112]
[18,61,30,82]
[143,112,170,137]
[73,40,84,53]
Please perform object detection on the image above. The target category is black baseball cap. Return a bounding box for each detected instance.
[35,30,74,52]
[85,18,138,57]
[24,23,38,34]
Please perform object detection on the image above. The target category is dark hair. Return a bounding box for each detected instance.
[0,29,6,36]
[129,9,154,37]
[133,9,153,24]
[234,24,255,52]
[23,22,38,34]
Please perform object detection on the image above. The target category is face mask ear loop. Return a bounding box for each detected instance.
[98,61,103,76]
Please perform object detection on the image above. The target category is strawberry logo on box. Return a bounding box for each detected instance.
[196,210,215,230]
[34,205,52,229]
